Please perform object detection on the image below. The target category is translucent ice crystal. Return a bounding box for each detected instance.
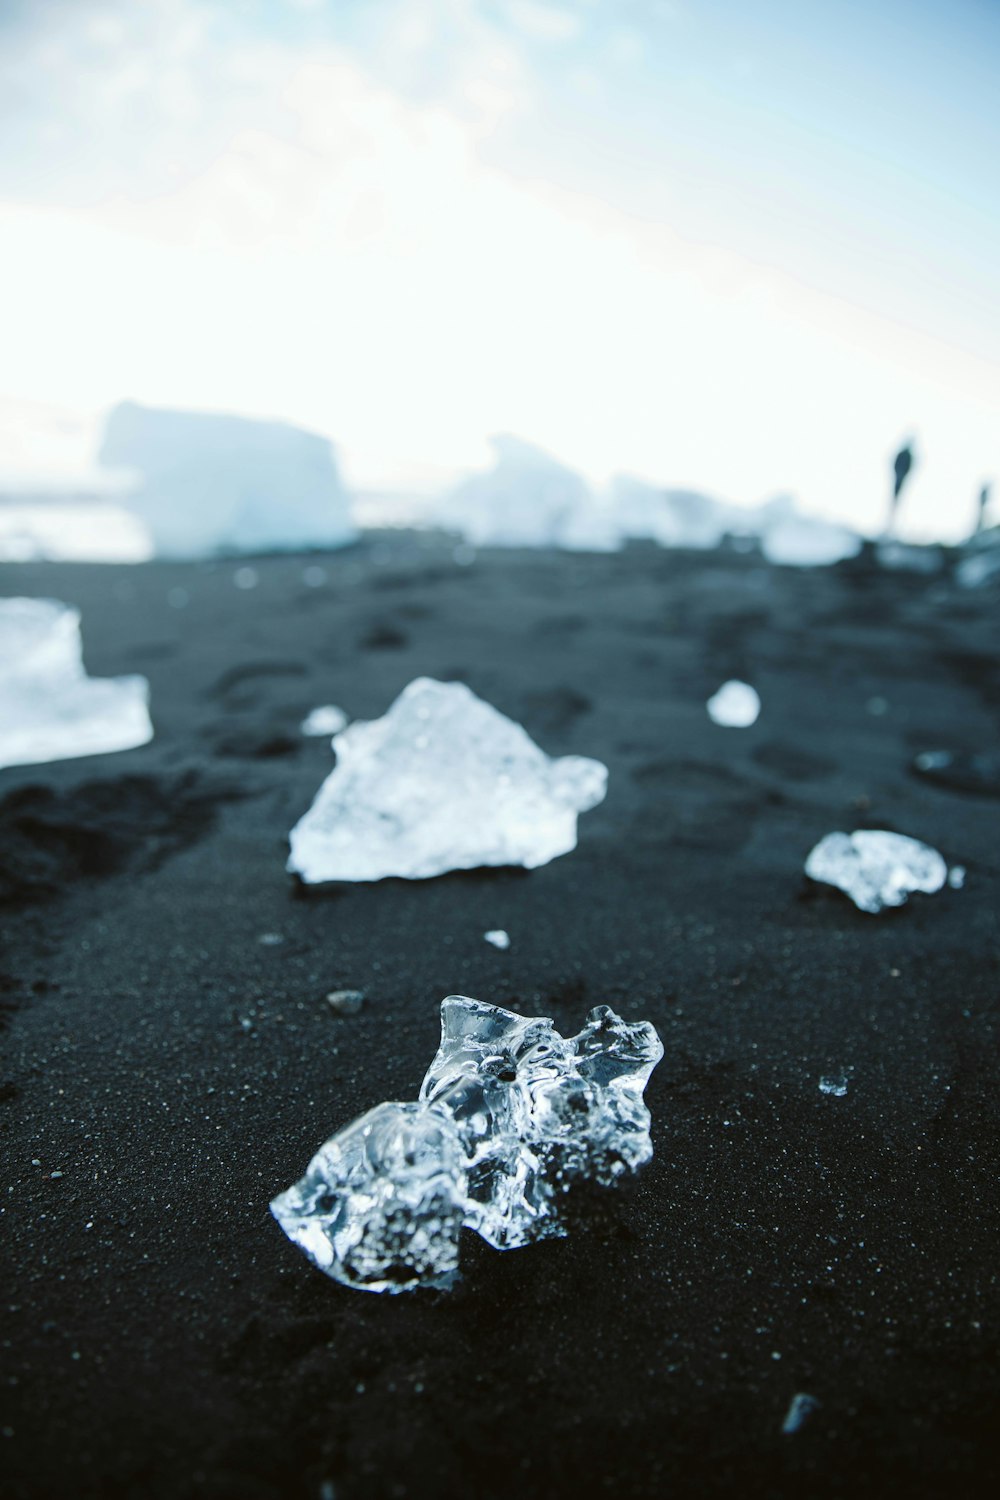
[270,996,663,1292]
[805,829,948,914]
[707,680,760,727]
[288,677,608,883]
[0,597,152,770]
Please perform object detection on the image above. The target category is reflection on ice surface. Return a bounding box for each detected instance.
[270,996,663,1293]
[805,829,948,913]
[288,677,607,883]
[0,598,153,770]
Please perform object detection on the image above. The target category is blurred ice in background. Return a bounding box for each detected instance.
[0,0,996,557]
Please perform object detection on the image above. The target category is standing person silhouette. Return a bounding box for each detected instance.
[887,439,915,535]
[975,482,992,534]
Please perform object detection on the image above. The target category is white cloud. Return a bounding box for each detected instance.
[504,2,581,43]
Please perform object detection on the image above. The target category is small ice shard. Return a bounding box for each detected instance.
[483,929,510,949]
[805,830,948,913]
[818,1073,849,1097]
[270,996,663,1292]
[326,989,365,1016]
[707,680,760,728]
[99,401,356,558]
[948,865,966,890]
[0,597,153,770]
[301,705,349,738]
[782,1393,820,1434]
[288,677,608,883]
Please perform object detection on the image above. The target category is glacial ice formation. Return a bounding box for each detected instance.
[288,677,608,883]
[0,503,153,563]
[805,829,948,913]
[707,680,760,727]
[438,436,621,552]
[270,996,663,1292]
[99,401,356,558]
[0,597,153,770]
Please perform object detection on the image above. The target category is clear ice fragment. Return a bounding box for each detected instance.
[270,1101,467,1293]
[301,704,349,738]
[288,678,608,883]
[707,680,760,727]
[805,830,947,914]
[270,996,663,1292]
[948,865,966,890]
[0,597,153,770]
[818,1073,848,1097]
[483,929,510,949]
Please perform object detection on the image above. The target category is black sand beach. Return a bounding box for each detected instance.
[2,537,998,1499]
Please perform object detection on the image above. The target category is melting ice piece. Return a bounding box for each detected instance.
[782,1393,820,1434]
[948,866,966,890]
[707,680,760,727]
[270,997,663,1292]
[270,1101,468,1293]
[483,929,510,949]
[818,1073,849,1097]
[301,705,349,738]
[805,830,948,914]
[420,998,664,1251]
[288,677,608,883]
[0,598,152,770]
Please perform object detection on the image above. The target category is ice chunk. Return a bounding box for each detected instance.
[288,677,608,883]
[707,680,760,727]
[782,1393,820,1434]
[301,705,349,738]
[818,1073,849,1097]
[438,436,621,552]
[948,865,966,890]
[270,1101,468,1293]
[99,401,356,558]
[0,597,152,770]
[420,998,663,1251]
[483,929,510,949]
[759,511,861,567]
[0,502,153,563]
[270,996,663,1291]
[609,476,732,550]
[805,830,947,913]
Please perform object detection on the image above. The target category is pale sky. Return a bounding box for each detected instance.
[0,0,997,539]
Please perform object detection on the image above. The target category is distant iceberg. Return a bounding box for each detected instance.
[435,436,621,552]
[99,402,356,558]
[0,597,152,770]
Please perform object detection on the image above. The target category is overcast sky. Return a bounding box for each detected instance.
[0,0,996,538]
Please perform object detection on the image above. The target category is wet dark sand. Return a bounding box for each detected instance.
[1,536,998,1499]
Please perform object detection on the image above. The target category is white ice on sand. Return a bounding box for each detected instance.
[0,597,152,769]
[484,929,511,950]
[707,680,761,727]
[288,677,607,883]
[99,401,356,558]
[805,830,948,913]
[301,705,349,738]
[437,436,620,552]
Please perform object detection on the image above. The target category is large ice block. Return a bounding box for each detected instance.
[288,677,608,883]
[0,597,152,770]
